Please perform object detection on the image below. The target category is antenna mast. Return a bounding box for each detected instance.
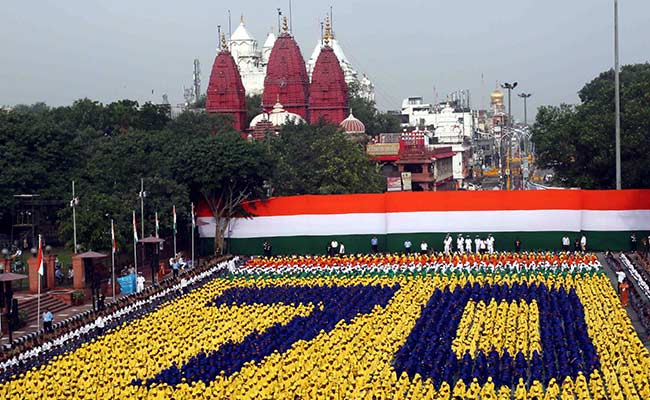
[193,59,201,105]
[228,10,232,38]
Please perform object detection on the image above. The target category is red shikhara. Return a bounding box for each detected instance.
[309,44,349,125]
[263,20,310,121]
[206,35,247,131]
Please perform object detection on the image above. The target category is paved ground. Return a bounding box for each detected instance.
[598,252,650,349]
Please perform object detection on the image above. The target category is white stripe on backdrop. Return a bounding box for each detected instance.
[197,209,650,239]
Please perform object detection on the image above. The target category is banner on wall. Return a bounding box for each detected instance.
[386,177,402,192]
[401,172,412,191]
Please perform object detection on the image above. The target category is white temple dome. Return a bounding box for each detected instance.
[250,101,306,128]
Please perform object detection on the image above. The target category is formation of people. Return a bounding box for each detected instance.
[1,251,649,398]
[237,251,602,277]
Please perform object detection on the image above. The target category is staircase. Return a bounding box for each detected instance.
[19,294,71,325]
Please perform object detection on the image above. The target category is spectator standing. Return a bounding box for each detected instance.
[562,235,570,252]
[136,273,145,293]
[43,309,53,333]
[95,313,105,335]
[420,241,428,255]
[616,271,626,294]
[630,233,637,252]
[262,241,272,257]
[403,240,412,255]
[443,234,452,254]
[486,234,495,254]
[465,236,472,254]
[370,236,379,254]
[514,239,522,253]
[338,242,346,256]
[172,259,180,279]
[580,234,587,252]
[330,240,339,256]
[641,237,649,260]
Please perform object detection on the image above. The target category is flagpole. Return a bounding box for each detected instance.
[173,205,177,255]
[191,203,195,269]
[36,235,42,331]
[133,211,138,277]
[111,219,116,299]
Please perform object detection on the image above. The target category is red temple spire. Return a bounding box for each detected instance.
[262,16,310,120]
[308,17,349,125]
[206,33,247,131]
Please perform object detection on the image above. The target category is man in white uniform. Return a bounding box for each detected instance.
[465,235,472,254]
[457,234,464,254]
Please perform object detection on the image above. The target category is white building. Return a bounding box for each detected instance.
[402,98,474,186]
[226,18,275,96]
[401,97,474,137]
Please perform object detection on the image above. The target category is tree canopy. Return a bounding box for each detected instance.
[269,122,384,196]
[2,94,385,254]
[348,81,401,135]
[532,63,650,189]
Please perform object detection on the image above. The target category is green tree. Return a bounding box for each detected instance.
[245,94,263,126]
[166,111,235,137]
[348,81,401,135]
[270,122,384,196]
[532,63,650,188]
[174,132,274,255]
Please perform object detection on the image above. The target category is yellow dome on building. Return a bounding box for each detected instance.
[490,89,504,104]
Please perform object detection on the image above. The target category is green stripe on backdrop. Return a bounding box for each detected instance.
[201,230,647,256]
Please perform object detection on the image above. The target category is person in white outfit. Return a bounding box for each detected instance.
[487,234,495,254]
[457,234,464,254]
[443,234,452,254]
[474,236,481,254]
[465,235,472,254]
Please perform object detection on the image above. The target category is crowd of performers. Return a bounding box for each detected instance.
[235,251,602,277]
[1,251,649,398]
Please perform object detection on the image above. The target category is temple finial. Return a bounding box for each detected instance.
[221,32,227,51]
[240,14,244,24]
[276,94,280,103]
[282,16,289,33]
[324,16,332,47]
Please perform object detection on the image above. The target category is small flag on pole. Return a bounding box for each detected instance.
[155,212,160,238]
[111,219,117,254]
[191,202,196,229]
[133,210,139,243]
[173,205,177,235]
[37,234,44,276]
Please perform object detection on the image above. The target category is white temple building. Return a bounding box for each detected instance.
[226,16,375,100]
[226,18,275,95]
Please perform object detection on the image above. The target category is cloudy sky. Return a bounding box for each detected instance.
[1,0,648,120]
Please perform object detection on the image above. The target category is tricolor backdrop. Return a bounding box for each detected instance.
[197,190,650,255]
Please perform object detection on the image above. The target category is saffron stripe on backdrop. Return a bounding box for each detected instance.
[197,190,650,218]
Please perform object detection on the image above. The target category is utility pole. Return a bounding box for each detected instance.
[518,93,532,126]
[614,0,622,190]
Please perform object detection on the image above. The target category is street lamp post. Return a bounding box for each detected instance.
[501,82,518,128]
[518,93,532,126]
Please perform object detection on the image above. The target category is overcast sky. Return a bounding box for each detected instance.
[1,0,648,120]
